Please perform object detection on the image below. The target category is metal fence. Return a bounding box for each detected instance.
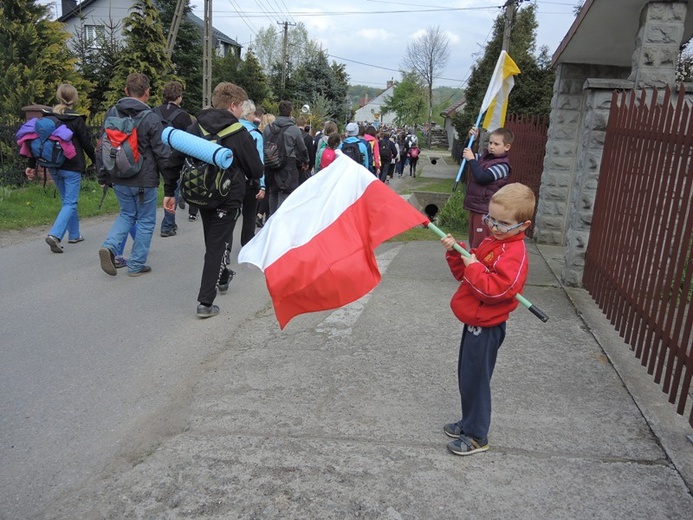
[504,114,549,238]
[583,85,693,427]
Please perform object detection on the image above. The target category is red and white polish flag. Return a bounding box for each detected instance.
[238,153,430,329]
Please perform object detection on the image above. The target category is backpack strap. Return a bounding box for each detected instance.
[216,122,244,139]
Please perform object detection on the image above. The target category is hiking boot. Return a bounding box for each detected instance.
[128,265,152,277]
[160,229,177,237]
[443,421,465,439]
[255,215,264,228]
[68,236,85,244]
[447,435,489,456]
[197,303,220,318]
[98,247,117,276]
[46,235,63,253]
[114,256,128,269]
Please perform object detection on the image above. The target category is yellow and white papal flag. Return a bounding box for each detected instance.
[480,51,521,131]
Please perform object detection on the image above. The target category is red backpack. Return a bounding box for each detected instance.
[409,146,420,159]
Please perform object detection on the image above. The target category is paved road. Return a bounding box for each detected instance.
[0,211,270,519]
[1,155,692,518]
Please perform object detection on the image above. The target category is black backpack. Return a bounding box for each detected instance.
[154,105,184,129]
[179,122,244,209]
[264,123,288,170]
[341,141,364,165]
[379,139,392,163]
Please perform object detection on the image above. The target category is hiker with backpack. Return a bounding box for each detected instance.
[97,72,171,278]
[162,82,264,319]
[262,100,309,215]
[377,132,397,183]
[340,122,370,169]
[238,99,265,247]
[19,83,95,254]
[362,125,381,177]
[408,142,421,177]
[155,81,194,238]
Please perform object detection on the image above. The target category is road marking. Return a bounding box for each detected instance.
[316,245,403,340]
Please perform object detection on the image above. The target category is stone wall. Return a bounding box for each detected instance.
[534,0,689,287]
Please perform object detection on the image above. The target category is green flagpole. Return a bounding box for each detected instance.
[425,221,549,322]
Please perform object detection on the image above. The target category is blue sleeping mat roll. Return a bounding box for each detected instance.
[162,127,234,169]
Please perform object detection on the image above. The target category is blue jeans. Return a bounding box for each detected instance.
[102,185,157,273]
[160,185,179,233]
[116,224,137,257]
[48,168,81,241]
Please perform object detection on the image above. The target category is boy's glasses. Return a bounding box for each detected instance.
[483,214,524,234]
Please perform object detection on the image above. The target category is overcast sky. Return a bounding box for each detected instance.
[194,0,578,90]
[45,0,578,91]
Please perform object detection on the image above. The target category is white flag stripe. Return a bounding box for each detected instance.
[480,51,511,114]
[238,154,377,270]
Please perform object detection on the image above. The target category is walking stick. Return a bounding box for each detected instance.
[425,221,550,322]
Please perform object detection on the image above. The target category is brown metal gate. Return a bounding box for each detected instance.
[583,85,693,426]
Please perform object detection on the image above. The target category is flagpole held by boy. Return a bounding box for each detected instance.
[454,51,521,191]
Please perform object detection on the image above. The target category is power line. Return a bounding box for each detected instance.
[210,5,504,18]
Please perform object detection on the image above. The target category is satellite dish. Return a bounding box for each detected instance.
[301,104,310,114]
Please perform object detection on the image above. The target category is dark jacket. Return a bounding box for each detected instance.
[162,108,264,211]
[266,116,309,163]
[29,109,96,172]
[97,97,170,188]
[463,152,511,214]
[262,116,309,192]
[155,102,194,130]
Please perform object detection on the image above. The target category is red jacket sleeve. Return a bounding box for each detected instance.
[445,242,468,281]
[463,241,528,305]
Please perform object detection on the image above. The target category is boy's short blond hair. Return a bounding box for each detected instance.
[212,82,248,110]
[490,127,514,146]
[491,183,535,222]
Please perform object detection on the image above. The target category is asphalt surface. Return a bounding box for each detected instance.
[1,152,692,519]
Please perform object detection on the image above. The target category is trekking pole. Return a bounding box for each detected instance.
[424,221,549,322]
[452,113,483,192]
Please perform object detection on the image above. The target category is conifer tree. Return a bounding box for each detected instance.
[155,0,203,112]
[237,51,270,107]
[0,0,91,120]
[104,0,175,108]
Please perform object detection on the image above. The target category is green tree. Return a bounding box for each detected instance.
[156,0,204,112]
[104,0,175,108]
[212,51,241,92]
[70,16,124,113]
[381,72,427,126]
[237,50,270,106]
[291,50,349,124]
[454,3,554,137]
[0,0,91,119]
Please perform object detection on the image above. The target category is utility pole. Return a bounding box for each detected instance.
[202,0,213,107]
[502,0,517,53]
[278,21,295,93]
[165,0,186,59]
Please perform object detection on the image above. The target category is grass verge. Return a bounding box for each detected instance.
[0,179,164,231]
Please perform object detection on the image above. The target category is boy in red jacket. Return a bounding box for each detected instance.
[440,183,536,455]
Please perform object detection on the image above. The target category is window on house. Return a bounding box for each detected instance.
[84,25,105,48]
